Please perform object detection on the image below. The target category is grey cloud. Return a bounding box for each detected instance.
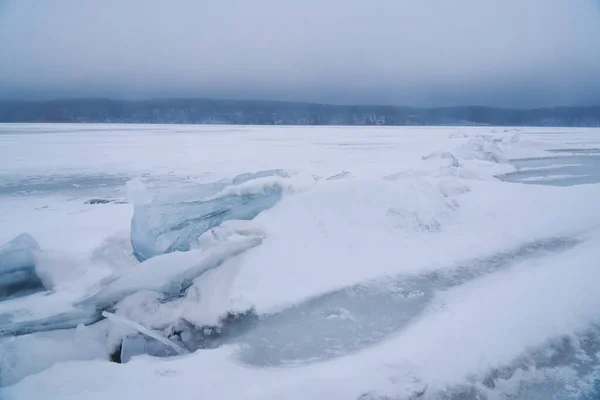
[0,0,599,107]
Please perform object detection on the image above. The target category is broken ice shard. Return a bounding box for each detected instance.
[0,305,102,337]
[102,311,188,363]
[120,334,183,363]
[118,311,259,363]
[130,170,287,261]
[0,324,107,386]
[0,233,44,299]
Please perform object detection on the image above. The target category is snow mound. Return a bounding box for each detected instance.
[129,170,291,261]
[422,134,519,179]
[425,135,507,165]
[226,176,470,315]
[385,184,459,232]
[453,135,508,163]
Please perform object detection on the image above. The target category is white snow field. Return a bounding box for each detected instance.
[1,124,600,399]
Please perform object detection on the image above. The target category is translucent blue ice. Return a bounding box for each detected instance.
[501,154,600,186]
[0,233,43,300]
[0,306,101,337]
[130,170,286,261]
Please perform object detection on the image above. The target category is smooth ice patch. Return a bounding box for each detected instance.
[501,154,600,186]
[233,237,579,366]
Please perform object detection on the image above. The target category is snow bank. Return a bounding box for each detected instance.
[224,178,600,315]
[422,133,519,179]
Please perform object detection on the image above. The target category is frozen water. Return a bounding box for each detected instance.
[549,148,600,155]
[0,234,43,299]
[0,234,40,276]
[102,311,188,357]
[1,125,600,399]
[91,223,265,306]
[418,325,600,399]
[0,324,106,386]
[0,173,130,197]
[234,236,579,366]
[129,170,287,261]
[501,154,600,186]
[120,334,183,364]
[1,217,267,338]
[0,302,101,336]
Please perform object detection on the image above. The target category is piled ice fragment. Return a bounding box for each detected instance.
[0,170,292,385]
[0,233,43,300]
[129,169,288,261]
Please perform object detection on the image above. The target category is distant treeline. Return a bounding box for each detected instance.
[1,99,600,126]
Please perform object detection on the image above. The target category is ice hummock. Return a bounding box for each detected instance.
[91,220,267,307]
[0,234,44,300]
[129,170,288,261]
[0,222,266,338]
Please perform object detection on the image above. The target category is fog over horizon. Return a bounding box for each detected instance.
[1,0,599,107]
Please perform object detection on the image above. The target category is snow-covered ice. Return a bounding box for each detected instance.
[1,124,600,399]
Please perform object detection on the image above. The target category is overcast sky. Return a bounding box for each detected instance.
[0,0,599,107]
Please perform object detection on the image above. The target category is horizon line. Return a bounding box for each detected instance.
[1,98,600,111]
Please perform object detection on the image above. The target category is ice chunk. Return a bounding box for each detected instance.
[90,231,138,271]
[90,227,264,306]
[230,169,289,185]
[130,170,287,261]
[115,311,258,363]
[120,334,183,363]
[0,324,107,386]
[0,250,116,336]
[0,234,40,272]
[116,312,258,363]
[102,311,187,357]
[99,249,257,353]
[453,135,508,164]
[113,291,172,330]
[0,301,101,336]
[0,233,43,299]
[421,151,461,168]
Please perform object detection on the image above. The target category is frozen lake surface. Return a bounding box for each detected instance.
[501,150,600,186]
[1,124,600,400]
